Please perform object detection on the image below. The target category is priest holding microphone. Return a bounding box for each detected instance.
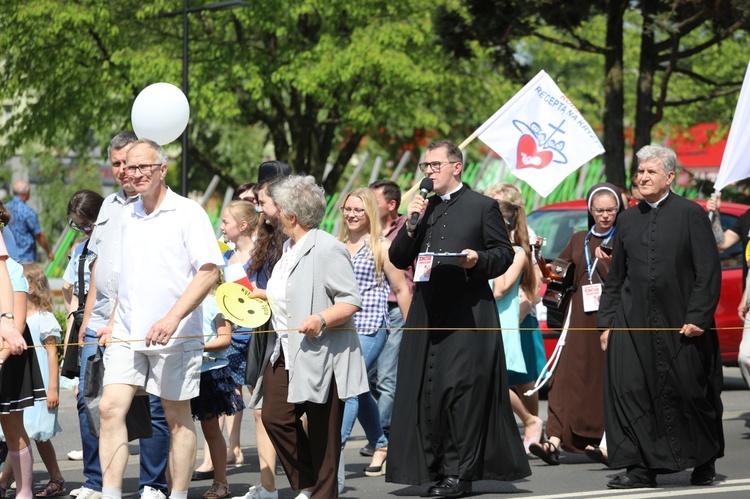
[385,140,530,497]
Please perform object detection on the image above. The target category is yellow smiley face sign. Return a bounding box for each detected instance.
[215,282,272,328]
[218,240,232,254]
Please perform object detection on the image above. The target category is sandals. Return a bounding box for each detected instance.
[529,440,560,465]
[523,416,544,454]
[35,478,67,497]
[202,481,230,499]
[584,445,609,466]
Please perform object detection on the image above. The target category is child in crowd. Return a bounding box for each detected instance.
[24,264,65,496]
[191,285,246,499]
[0,238,47,499]
[0,264,66,496]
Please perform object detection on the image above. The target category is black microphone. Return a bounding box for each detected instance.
[409,178,434,226]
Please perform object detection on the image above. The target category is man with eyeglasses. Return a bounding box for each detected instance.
[597,145,723,489]
[386,140,530,497]
[95,139,224,499]
[75,131,170,499]
[366,180,414,449]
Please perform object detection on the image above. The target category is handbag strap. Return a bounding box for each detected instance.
[76,239,90,311]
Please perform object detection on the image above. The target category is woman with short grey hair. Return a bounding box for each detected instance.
[250,175,367,499]
[269,175,327,229]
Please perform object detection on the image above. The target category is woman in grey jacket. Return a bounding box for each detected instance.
[250,175,367,499]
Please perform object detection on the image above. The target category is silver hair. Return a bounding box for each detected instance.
[129,139,169,165]
[271,175,326,229]
[107,131,138,159]
[636,145,677,175]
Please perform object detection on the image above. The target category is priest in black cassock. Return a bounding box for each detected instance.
[597,144,724,490]
[385,140,531,498]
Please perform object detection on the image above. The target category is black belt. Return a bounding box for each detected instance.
[387,302,398,310]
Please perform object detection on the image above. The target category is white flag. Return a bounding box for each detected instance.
[476,70,604,197]
[714,59,750,192]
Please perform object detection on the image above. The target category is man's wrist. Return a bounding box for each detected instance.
[317,313,327,331]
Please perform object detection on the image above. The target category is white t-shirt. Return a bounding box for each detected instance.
[113,188,224,351]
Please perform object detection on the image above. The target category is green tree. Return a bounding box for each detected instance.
[436,0,750,185]
[0,0,514,194]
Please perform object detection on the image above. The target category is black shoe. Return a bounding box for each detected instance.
[691,461,716,486]
[607,473,656,489]
[191,469,214,481]
[426,476,472,497]
[360,444,374,457]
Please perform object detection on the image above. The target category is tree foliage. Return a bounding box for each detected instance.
[0,0,516,194]
[437,0,750,184]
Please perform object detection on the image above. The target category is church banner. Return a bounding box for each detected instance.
[714,59,750,192]
[476,70,604,197]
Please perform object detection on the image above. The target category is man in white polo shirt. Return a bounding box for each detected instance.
[97,139,224,499]
[76,131,170,499]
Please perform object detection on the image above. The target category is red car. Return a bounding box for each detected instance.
[527,198,748,366]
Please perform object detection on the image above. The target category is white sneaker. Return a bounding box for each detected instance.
[76,488,103,499]
[141,486,167,499]
[67,450,84,461]
[70,489,82,497]
[232,484,278,499]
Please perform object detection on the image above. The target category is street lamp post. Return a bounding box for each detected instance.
[163,0,248,196]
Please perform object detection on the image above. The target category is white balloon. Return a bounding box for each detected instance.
[131,82,190,145]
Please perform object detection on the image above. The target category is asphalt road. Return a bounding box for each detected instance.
[12,367,750,499]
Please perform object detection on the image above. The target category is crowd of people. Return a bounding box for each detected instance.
[0,137,735,499]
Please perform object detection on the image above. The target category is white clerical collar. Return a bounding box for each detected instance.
[440,183,463,202]
[645,191,670,209]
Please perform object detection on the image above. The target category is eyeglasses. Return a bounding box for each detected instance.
[592,208,617,215]
[69,219,94,233]
[341,207,366,216]
[124,163,162,175]
[418,161,457,173]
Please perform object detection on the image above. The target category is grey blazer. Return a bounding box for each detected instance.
[249,229,368,406]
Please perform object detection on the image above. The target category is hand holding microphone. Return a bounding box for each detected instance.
[407,178,434,232]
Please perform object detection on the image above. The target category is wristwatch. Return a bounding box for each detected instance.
[317,313,327,332]
[0,313,14,320]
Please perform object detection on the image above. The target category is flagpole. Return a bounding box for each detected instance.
[458,132,479,151]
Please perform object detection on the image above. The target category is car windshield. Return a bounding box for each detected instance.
[527,207,743,269]
[527,209,588,260]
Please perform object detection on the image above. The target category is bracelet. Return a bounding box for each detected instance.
[0,312,14,321]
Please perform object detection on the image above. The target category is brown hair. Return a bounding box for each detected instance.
[247,178,287,278]
[0,200,10,226]
[498,200,535,299]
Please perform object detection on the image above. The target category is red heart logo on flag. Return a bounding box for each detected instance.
[516,134,553,169]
